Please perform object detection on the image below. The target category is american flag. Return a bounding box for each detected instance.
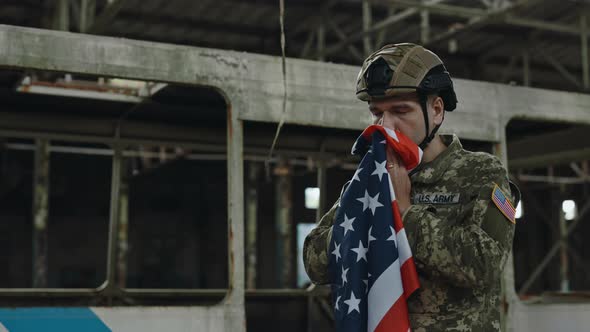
[328,125,421,332]
[491,184,516,224]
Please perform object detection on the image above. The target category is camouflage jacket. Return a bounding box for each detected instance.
[303,134,516,332]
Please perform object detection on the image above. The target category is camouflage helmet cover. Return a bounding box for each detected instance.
[356,43,456,112]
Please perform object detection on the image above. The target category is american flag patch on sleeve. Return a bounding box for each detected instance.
[491,184,516,224]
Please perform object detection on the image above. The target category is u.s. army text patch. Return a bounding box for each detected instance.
[491,184,516,224]
[414,193,460,204]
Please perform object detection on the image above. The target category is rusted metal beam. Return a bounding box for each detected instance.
[558,185,569,292]
[105,145,122,293]
[116,158,129,289]
[316,161,327,222]
[274,159,294,287]
[246,163,259,289]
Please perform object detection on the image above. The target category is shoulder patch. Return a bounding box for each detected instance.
[491,183,516,224]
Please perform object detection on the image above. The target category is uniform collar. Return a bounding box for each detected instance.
[410,134,462,184]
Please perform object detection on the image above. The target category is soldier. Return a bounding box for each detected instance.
[303,43,519,331]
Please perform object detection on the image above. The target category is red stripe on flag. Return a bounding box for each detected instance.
[391,201,403,233]
[362,125,378,141]
[401,258,420,299]
[360,125,421,170]
[374,294,411,332]
[392,192,420,299]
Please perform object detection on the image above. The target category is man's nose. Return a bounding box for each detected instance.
[379,111,396,130]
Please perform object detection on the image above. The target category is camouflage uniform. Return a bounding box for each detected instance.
[303,134,516,331]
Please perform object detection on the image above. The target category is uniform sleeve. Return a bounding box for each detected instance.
[403,160,515,289]
[303,199,339,285]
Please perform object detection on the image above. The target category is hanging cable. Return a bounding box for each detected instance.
[265,0,288,179]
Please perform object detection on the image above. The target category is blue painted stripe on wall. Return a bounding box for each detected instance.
[0,308,111,332]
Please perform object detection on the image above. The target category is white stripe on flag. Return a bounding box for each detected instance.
[384,127,399,142]
[396,228,411,265]
[367,258,404,332]
[408,147,423,172]
[387,173,397,202]
[0,322,9,332]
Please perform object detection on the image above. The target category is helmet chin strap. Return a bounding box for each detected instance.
[417,92,442,150]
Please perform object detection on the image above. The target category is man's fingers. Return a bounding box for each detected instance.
[388,152,403,168]
[386,146,394,160]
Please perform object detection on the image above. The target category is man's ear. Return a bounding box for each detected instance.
[432,96,445,126]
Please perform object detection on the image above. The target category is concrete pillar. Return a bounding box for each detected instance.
[32,139,50,288]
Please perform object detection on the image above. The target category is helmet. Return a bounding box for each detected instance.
[356,43,458,149]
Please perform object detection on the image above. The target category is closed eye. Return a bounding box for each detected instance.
[392,105,411,113]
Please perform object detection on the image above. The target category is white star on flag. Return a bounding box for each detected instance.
[331,242,341,262]
[340,214,355,236]
[344,291,361,314]
[384,127,399,142]
[335,295,341,311]
[351,240,368,262]
[356,191,384,215]
[368,226,377,244]
[371,160,388,181]
[368,192,384,215]
[341,266,349,286]
[352,167,363,182]
[351,141,359,154]
[356,190,371,211]
[387,226,396,242]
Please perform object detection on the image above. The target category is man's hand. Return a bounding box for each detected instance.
[386,145,411,215]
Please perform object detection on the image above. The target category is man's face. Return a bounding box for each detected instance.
[368,92,431,146]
